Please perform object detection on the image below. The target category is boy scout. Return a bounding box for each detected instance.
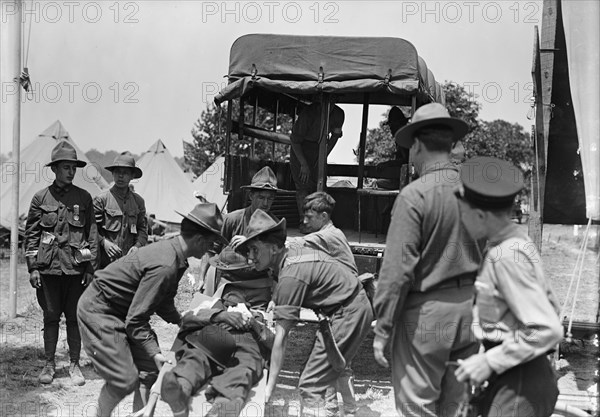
[77,203,226,417]
[24,140,98,386]
[93,152,148,268]
[237,210,373,417]
[455,156,562,416]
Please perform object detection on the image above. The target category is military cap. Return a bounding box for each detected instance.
[459,156,524,209]
[105,152,143,179]
[241,166,279,191]
[235,209,287,255]
[46,140,87,167]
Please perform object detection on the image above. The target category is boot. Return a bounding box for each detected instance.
[69,361,85,386]
[161,371,191,417]
[39,361,55,384]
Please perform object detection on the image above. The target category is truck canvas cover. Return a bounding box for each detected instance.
[215,34,440,106]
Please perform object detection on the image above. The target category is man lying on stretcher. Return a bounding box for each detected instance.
[162,246,274,417]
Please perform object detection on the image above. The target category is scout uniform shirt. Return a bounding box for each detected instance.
[273,245,361,321]
[94,187,148,267]
[25,182,98,275]
[90,237,187,358]
[474,223,562,374]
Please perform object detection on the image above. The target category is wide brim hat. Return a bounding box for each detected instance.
[209,246,251,271]
[240,166,280,191]
[236,209,286,254]
[45,140,86,167]
[185,325,236,370]
[394,103,469,149]
[105,152,143,179]
[175,203,228,243]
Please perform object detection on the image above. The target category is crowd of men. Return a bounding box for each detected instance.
[24,102,562,417]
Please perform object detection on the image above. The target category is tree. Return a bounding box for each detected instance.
[184,101,292,177]
[364,81,532,183]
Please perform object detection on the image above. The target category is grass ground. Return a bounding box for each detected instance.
[0,224,598,416]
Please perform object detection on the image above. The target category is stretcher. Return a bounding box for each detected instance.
[130,292,269,417]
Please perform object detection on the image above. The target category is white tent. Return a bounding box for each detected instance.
[0,120,109,229]
[192,156,228,211]
[133,140,198,223]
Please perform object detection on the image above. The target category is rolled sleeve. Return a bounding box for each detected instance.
[273,275,308,323]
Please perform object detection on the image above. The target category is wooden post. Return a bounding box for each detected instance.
[8,0,23,319]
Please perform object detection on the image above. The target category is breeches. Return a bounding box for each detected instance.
[77,286,158,398]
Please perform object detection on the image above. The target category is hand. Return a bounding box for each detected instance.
[373,334,389,368]
[214,311,249,331]
[299,162,310,184]
[81,272,94,286]
[29,270,41,289]
[103,240,122,260]
[455,354,493,385]
[126,246,139,256]
[152,352,171,370]
[229,235,248,250]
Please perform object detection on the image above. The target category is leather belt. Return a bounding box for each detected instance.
[427,273,476,292]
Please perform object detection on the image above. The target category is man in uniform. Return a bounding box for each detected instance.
[161,246,274,417]
[372,103,482,416]
[237,210,373,417]
[455,156,562,416]
[201,166,280,295]
[25,140,98,386]
[93,152,147,268]
[372,106,410,190]
[295,191,360,416]
[77,203,226,417]
[290,102,345,217]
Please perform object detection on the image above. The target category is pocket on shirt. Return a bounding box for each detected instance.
[40,204,59,228]
[127,208,139,234]
[475,282,503,325]
[37,239,55,268]
[103,208,123,233]
[67,206,87,245]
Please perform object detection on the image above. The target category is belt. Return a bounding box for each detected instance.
[427,273,476,292]
[321,285,361,317]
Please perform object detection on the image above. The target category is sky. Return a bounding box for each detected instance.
[1,0,544,164]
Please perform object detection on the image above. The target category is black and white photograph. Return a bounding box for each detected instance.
[1,1,598,416]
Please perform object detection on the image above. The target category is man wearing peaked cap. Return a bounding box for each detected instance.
[237,209,373,417]
[77,203,225,417]
[455,157,562,416]
[25,140,98,387]
[93,152,148,269]
[161,243,275,417]
[373,102,482,417]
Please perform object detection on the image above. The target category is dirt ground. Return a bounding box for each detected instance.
[1,224,598,417]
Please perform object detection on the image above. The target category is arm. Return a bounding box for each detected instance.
[265,320,293,402]
[125,262,179,357]
[484,252,563,374]
[373,193,422,341]
[24,192,43,273]
[134,196,148,248]
[92,194,106,246]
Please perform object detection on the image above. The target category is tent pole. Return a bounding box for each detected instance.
[9,0,23,319]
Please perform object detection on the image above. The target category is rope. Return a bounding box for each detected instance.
[565,218,592,342]
[559,224,589,321]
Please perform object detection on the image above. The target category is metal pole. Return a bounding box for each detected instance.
[8,0,23,318]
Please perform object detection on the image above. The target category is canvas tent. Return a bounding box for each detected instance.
[133,140,198,223]
[192,156,228,211]
[0,120,109,230]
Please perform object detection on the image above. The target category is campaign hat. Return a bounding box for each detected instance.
[235,209,286,254]
[175,203,227,242]
[394,103,469,149]
[105,152,143,179]
[45,140,86,167]
[458,156,524,209]
[209,246,250,271]
[184,325,236,370]
[240,166,279,191]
